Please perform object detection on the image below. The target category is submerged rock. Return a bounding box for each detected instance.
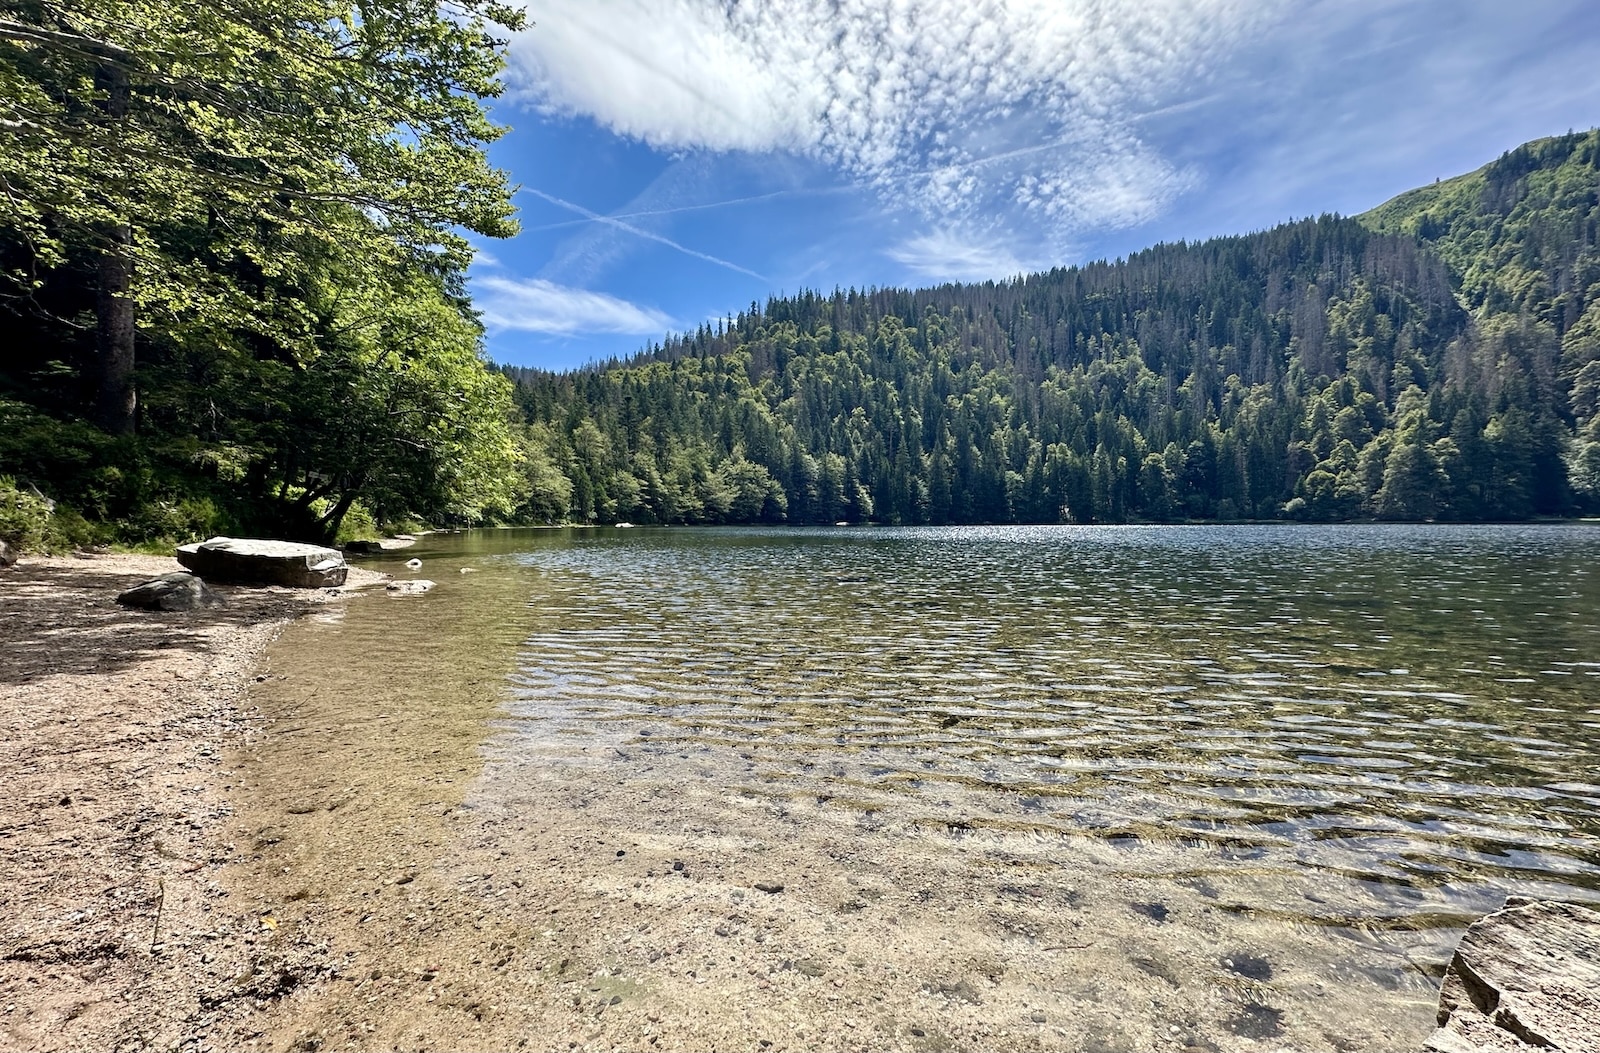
[385,579,435,595]
[176,536,347,588]
[116,571,224,611]
[1425,899,1600,1052]
[344,537,416,554]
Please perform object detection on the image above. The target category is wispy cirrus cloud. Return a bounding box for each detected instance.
[508,0,1286,255]
[473,275,673,336]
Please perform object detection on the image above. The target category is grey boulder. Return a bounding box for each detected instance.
[0,539,17,567]
[116,572,224,611]
[1425,899,1600,1052]
[176,536,348,588]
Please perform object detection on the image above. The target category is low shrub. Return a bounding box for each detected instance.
[0,476,55,551]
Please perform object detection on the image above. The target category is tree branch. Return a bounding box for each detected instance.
[0,18,133,61]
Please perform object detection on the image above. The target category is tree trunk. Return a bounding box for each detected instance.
[94,60,136,435]
[317,490,359,545]
[96,224,135,434]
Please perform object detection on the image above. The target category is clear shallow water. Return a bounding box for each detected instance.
[279,523,1600,1048]
[486,524,1600,926]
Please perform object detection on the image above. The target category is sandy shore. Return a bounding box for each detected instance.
[0,552,383,1052]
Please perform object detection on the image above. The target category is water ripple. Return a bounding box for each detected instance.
[503,524,1600,921]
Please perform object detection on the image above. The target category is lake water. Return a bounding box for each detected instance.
[500,523,1600,900]
[267,524,1600,1050]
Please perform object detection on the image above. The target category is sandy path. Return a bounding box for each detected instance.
[0,553,381,1052]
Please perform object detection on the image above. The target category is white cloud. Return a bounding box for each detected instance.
[887,229,1037,284]
[474,275,673,335]
[508,0,1286,248]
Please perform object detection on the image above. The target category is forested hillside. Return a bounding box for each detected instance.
[510,130,1600,526]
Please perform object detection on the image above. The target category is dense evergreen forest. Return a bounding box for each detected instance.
[509,130,1600,527]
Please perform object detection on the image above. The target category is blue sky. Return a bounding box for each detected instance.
[472,0,1600,371]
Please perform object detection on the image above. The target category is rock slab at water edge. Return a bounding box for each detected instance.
[115,571,224,611]
[176,537,348,588]
[344,537,416,553]
[1424,899,1600,1052]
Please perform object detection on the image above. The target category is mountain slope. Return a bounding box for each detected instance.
[507,131,1600,526]
[1360,130,1600,328]
[1360,129,1600,502]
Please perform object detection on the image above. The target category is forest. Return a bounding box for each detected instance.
[0,0,530,548]
[508,130,1600,527]
[2,0,1598,546]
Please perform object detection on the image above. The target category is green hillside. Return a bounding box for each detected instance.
[5,110,1599,547]
[1361,130,1600,503]
[506,129,1600,526]
[1361,131,1599,327]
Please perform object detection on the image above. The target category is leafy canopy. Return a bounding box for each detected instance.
[0,0,521,340]
[0,0,532,542]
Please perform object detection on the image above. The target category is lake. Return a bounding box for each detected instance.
[244,523,1600,1051]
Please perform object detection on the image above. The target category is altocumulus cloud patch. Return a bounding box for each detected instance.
[505,0,1287,247]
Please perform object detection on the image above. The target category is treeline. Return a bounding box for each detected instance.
[509,130,1600,526]
[0,0,531,547]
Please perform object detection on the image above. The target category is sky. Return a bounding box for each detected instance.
[472,0,1600,371]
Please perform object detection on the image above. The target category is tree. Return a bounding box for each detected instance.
[1136,452,1174,521]
[1374,438,1447,520]
[1,0,521,433]
[245,263,524,540]
[719,455,786,523]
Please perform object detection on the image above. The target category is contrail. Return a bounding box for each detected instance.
[520,187,767,281]
[522,187,858,235]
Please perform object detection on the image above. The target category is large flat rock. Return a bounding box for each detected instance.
[176,537,348,588]
[1425,899,1600,1053]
